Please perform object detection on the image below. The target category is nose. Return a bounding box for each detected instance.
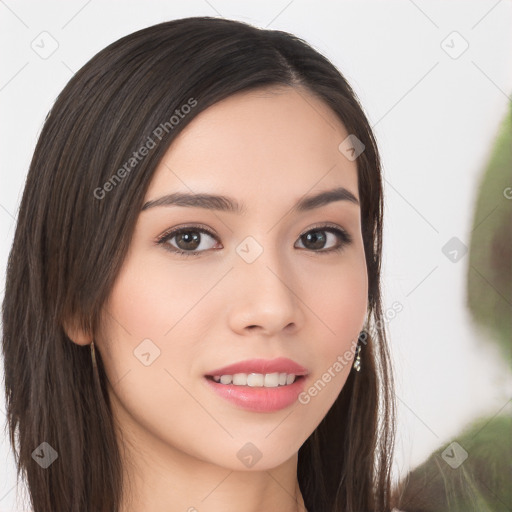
[226,245,304,337]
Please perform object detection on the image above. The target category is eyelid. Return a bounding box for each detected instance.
[156,222,350,241]
[156,222,216,242]
[297,221,350,239]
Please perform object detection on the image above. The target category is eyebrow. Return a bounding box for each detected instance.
[141,186,359,214]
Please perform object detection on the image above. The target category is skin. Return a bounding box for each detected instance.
[67,85,368,512]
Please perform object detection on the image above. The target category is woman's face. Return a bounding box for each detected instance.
[97,85,368,472]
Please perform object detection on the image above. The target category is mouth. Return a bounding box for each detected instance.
[203,373,308,413]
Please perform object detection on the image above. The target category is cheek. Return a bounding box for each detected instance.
[320,271,367,332]
[294,254,367,408]
[96,254,188,388]
[301,252,368,344]
[103,251,215,343]
[97,257,214,457]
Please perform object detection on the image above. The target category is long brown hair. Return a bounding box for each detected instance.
[1,16,396,512]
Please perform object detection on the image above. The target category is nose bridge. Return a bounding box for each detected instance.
[235,234,291,297]
[228,233,301,332]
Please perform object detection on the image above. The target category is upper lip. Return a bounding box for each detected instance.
[205,357,309,377]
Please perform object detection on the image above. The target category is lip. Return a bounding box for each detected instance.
[205,357,309,377]
[203,357,309,413]
[204,374,308,413]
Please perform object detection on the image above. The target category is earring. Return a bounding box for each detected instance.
[90,341,97,369]
[353,343,362,372]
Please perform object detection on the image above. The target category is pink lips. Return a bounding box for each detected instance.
[205,357,308,377]
[204,357,309,413]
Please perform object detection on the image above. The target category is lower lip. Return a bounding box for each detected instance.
[204,376,307,412]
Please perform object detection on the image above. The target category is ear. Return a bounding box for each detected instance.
[63,316,93,346]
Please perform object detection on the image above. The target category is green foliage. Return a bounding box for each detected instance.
[395,415,512,511]
[466,103,512,366]
[394,102,512,511]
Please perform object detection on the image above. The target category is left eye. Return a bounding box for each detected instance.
[156,224,352,257]
[296,226,352,252]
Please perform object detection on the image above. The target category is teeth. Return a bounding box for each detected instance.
[211,372,298,387]
[220,375,232,385]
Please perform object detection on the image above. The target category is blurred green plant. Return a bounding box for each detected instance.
[467,102,512,366]
[393,415,512,511]
[392,102,512,511]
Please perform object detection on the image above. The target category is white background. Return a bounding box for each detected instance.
[1,1,511,511]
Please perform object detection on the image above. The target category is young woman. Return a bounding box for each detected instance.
[1,16,398,512]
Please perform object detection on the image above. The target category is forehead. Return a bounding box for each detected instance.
[145,86,359,210]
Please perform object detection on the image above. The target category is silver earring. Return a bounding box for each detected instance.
[353,343,362,372]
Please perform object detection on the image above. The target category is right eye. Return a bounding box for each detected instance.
[156,225,221,257]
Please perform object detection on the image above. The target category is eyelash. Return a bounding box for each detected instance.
[155,223,353,258]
